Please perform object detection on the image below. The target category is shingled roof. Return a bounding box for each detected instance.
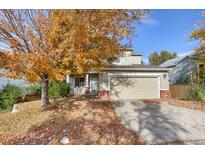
[159,55,189,68]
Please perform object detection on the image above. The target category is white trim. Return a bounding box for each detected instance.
[66,75,70,83]
[109,75,160,78]
[160,89,169,90]
[85,74,89,87]
[108,72,162,76]
[104,67,169,72]
[158,76,160,98]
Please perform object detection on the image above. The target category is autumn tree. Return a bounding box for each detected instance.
[148,50,177,66]
[0,9,147,107]
[190,11,205,83]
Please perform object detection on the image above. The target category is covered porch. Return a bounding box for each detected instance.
[66,73,99,96]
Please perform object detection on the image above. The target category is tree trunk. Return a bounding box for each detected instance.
[41,74,49,107]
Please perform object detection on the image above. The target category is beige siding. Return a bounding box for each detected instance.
[124,51,141,65]
[126,55,142,65]
[99,72,109,90]
[110,77,159,99]
[113,51,142,65]
[160,73,169,90]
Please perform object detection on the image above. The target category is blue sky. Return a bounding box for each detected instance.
[131,9,204,63]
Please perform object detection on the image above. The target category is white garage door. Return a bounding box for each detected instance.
[110,77,160,99]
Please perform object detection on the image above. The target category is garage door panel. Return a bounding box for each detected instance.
[110,77,159,99]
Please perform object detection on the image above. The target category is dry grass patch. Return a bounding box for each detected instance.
[0,97,144,145]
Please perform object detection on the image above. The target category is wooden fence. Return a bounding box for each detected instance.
[170,85,190,99]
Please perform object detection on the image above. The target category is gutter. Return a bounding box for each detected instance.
[103,67,170,72]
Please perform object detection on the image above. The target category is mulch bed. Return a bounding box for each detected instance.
[21,94,41,102]
[142,98,205,112]
[0,97,145,145]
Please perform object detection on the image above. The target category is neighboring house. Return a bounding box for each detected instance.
[160,55,198,85]
[0,77,28,90]
[67,49,170,100]
[0,70,28,89]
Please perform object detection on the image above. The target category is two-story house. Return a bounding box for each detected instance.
[66,49,170,100]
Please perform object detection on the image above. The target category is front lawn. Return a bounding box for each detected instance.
[0,96,144,145]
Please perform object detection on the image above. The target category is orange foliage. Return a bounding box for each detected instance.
[0,10,147,83]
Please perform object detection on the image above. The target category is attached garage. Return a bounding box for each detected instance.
[99,65,170,100]
[110,76,160,99]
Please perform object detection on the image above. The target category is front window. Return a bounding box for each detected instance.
[75,77,85,87]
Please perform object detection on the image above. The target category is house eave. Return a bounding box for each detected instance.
[103,67,170,72]
[131,53,142,56]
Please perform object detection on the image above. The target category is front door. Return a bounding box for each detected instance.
[90,75,98,95]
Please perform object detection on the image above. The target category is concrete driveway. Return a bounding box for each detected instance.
[112,100,205,144]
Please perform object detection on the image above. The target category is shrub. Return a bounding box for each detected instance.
[184,85,205,102]
[48,80,70,99]
[59,81,70,97]
[48,80,61,99]
[0,84,23,110]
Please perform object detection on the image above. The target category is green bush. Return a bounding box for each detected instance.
[0,84,23,110]
[48,80,70,99]
[48,80,61,99]
[59,81,70,97]
[184,85,205,102]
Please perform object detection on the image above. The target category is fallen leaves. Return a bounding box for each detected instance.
[0,97,144,145]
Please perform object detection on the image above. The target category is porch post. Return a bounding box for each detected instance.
[85,74,90,94]
[66,75,70,84]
